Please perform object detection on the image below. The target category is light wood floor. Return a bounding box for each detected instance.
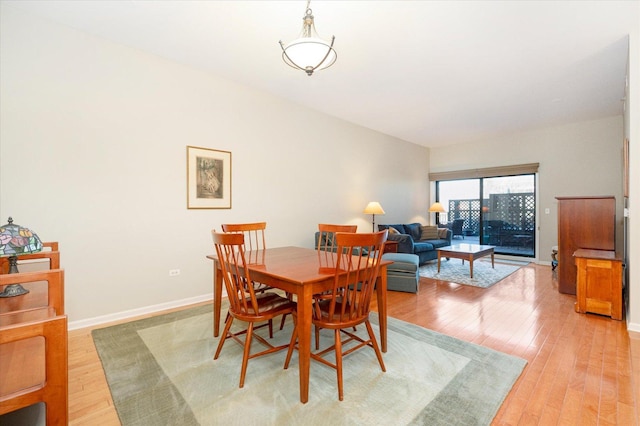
[67,262,640,425]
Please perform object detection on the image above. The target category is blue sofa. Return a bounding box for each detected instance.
[378,223,452,265]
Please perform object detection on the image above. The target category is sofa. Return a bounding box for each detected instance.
[377,223,452,265]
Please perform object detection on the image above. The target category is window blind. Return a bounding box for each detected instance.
[428,163,539,182]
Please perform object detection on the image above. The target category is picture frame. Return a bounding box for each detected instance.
[187,146,232,209]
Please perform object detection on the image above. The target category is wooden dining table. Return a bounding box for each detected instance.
[206,246,390,403]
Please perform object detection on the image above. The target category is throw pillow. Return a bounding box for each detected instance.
[388,227,400,235]
[420,225,439,240]
[437,227,448,239]
[405,223,422,241]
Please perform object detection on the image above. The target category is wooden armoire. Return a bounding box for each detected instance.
[556,196,615,294]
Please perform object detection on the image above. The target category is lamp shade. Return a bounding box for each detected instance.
[0,217,43,296]
[428,202,446,213]
[363,202,385,215]
[0,217,42,257]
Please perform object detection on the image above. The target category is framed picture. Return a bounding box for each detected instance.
[624,138,629,198]
[187,146,232,209]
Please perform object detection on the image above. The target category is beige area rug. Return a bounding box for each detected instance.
[92,304,526,425]
[419,258,526,288]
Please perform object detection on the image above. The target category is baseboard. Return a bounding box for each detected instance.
[68,293,213,331]
[628,320,640,333]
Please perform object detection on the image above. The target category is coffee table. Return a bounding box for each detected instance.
[437,244,495,278]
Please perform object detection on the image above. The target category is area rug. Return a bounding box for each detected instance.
[419,259,523,288]
[92,304,526,426]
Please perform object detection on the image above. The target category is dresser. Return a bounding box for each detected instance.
[556,196,615,295]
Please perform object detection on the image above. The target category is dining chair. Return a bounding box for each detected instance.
[221,222,267,272]
[313,224,358,343]
[211,231,297,388]
[285,230,388,401]
[316,224,358,253]
[221,222,289,329]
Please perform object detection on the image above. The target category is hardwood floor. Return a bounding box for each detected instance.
[66,262,640,425]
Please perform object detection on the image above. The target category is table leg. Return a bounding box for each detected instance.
[469,255,474,278]
[437,252,441,272]
[376,265,388,353]
[213,262,222,337]
[297,285,312,403]
[491,251,495,268]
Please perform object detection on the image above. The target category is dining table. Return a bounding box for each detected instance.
[206,246,390,403]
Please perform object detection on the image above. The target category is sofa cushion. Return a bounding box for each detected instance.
[429,239,451,249]
[437,228,448,239]
[382,253,419,272]
[413,241,435,253]
[405,223,422,241]
[420,225,439,240]
[379,224,406,234]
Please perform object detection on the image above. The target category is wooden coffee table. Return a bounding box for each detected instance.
[437,244,495,278]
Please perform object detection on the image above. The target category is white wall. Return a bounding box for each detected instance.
[0,6,429,324]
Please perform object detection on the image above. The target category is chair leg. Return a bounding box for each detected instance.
[279,313,288,330]
[279,293,294,330]
[315,325,320,350]
[284,319,298,369]
[335,329,344,401]
[365,320,386,372]
[214,316,234,359]
[239,322,254,388]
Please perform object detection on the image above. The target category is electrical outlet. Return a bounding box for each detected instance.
[545,208,550,214]
[169,269,180,276]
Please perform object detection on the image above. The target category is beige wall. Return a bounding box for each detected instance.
[0,7,429,325]
[430,116,625,263]
[625,24,640,332]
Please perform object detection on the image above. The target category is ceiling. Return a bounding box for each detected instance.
[3,1,638,148]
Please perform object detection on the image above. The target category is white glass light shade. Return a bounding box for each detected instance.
[281,36,336,75]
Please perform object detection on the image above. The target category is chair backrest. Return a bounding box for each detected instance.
[450,219,465,236]
[221,222,266,265]
[211,231,261,317]
[316,230,388,326]
[316,224,357,251]
[317,224,358,270]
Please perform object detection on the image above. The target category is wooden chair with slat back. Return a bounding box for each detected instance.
[220,222,289,329]
[285,230,388,401]
[211,231,297,388]
[221,223,269,290]
[314,224,357,345]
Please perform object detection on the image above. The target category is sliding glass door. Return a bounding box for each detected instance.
[436,174,535,257]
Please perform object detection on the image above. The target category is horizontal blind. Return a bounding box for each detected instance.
[428,163,539,181]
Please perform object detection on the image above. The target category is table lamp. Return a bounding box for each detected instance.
[0,217,43,297]
[363,201,385,232]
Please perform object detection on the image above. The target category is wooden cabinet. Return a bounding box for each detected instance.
[574,249,623,320]
[556,196,615,294]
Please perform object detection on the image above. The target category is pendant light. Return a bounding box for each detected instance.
[279,1,337,76]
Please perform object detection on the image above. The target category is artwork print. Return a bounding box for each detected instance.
[187,146,231,209]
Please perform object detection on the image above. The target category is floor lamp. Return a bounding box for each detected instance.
[363,202,385,232]
[429,202,446,225]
